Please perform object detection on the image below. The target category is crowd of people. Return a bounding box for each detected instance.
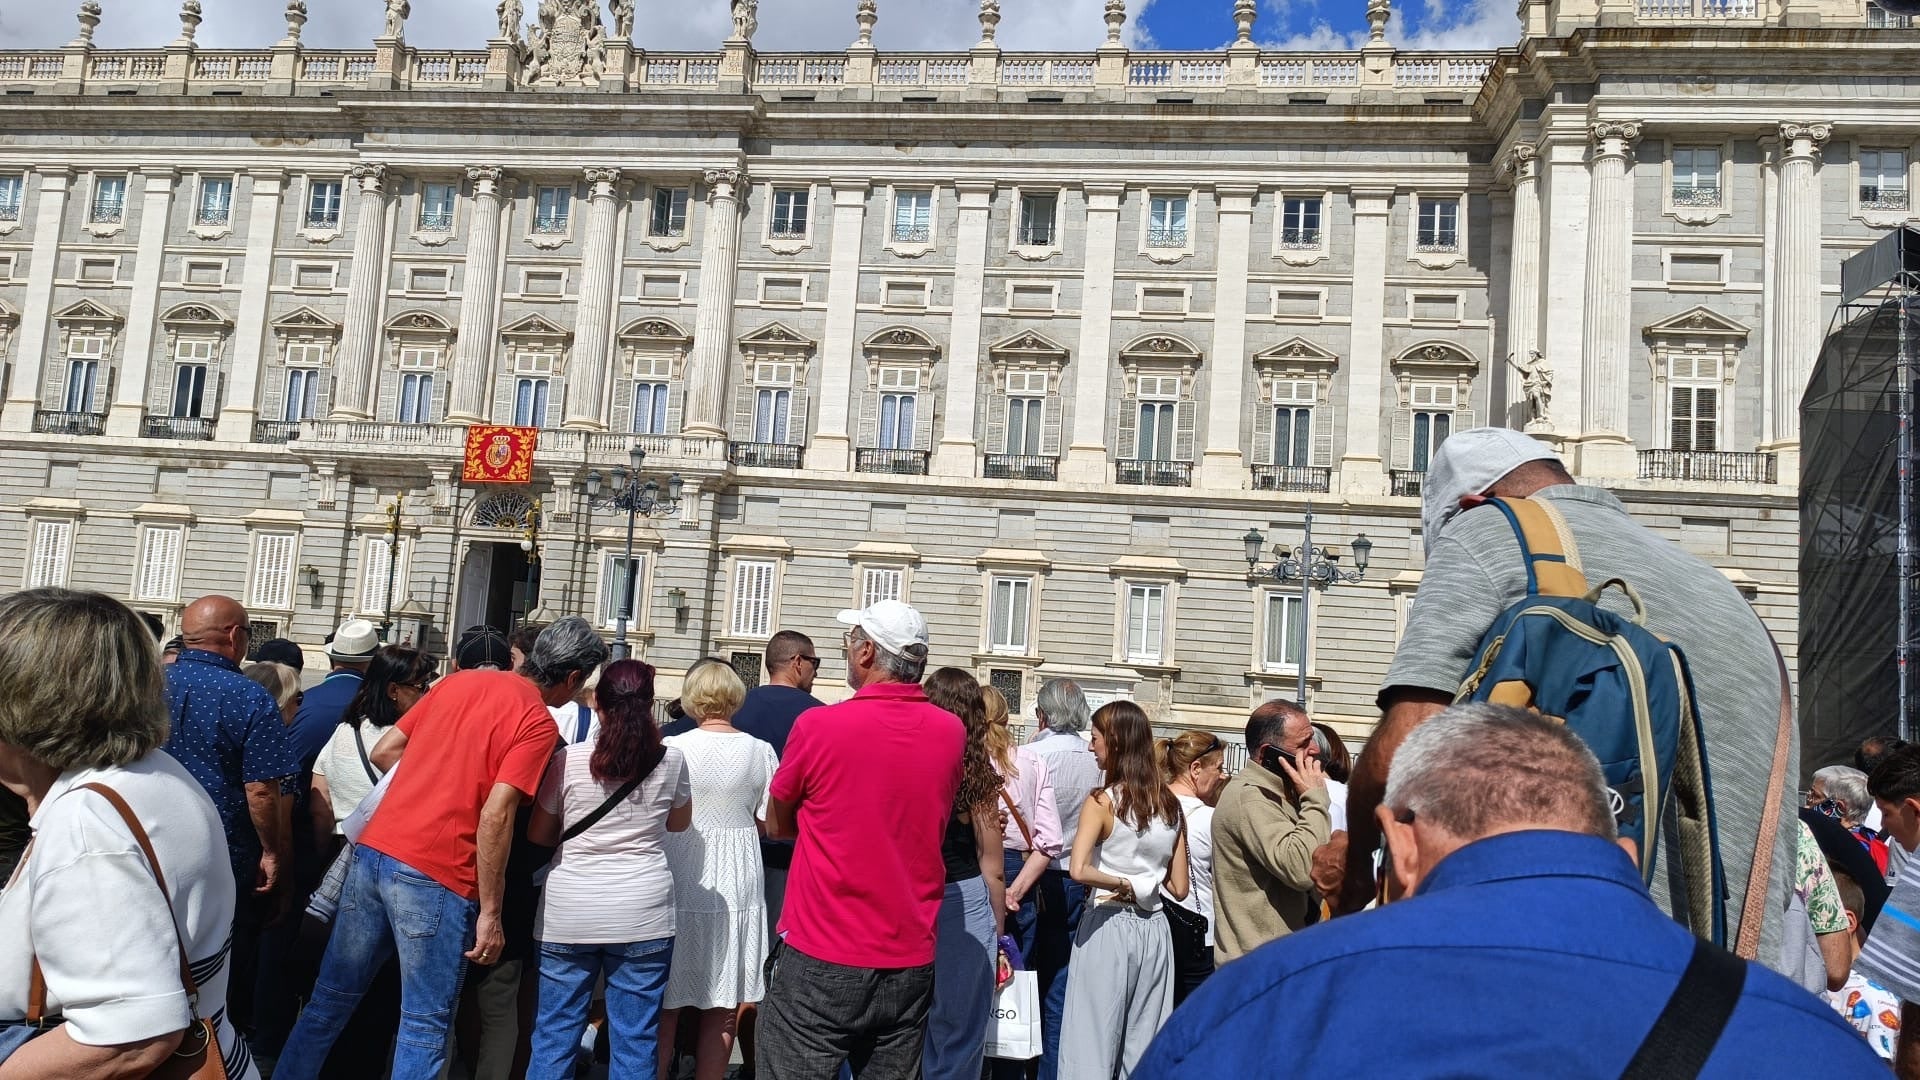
[0,424,1916,1080]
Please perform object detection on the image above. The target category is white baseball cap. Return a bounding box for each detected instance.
[1421,427,1562,553]
[836,599,930,657]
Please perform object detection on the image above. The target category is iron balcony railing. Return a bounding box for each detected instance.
[305,211,341,229]
[855,448,930,475]
[1017,224,1055,247]
[891,224,932,243]
[532,216,569,234]
[145,416,216,440]
[1638,449,1778,483]
[1251,464,1332,493]
[254,420,302,444]
[1278,227,1322,248]
[1670,185,1722,207]
[418,210,454,231]
[1146,226,1188,249]
[729,442,805,469]
[1116,459,1193,487]
[89,204,125,225]
[195,206,232,227]
[0,203,21,222]
[984,454,1059,481]
[1390,469,1426,497]
[33,411,105,436]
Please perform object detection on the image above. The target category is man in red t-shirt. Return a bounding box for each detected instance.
[761,600,964,1078]
[278,618,607,1080]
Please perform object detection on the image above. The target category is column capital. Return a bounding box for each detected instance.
[584,167,623,197]
[135,166,182,185]
[1500,143,1540,185]
[703,168,746,197]
[1587,121,1642,158]
[955,179,997,198]
[349,162,389,191]
[1214,182,1260,205]
[1779,121,1833,161]
[247,169,289,193]
[829,178,870,198]
[1350,185,1395,213]
[465,165,506,195]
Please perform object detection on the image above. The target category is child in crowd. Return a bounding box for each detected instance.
[1830,871,1901,1062]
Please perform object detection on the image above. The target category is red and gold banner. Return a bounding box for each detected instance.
[462,426,538,485]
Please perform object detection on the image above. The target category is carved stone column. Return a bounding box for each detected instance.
[682,168,744,438]
[1767,121,1830,470]
[214,170,287,441]
[0,170,71,432]
[447,166,507,424]
[1062,182,1124,483]
[105,168,180,438]
[1502,143,1544,430]
[810,180,870,471]
[330,163,391,420]
[563,168,623,430]
[935,180,994,477]
[1199,185,1257,490]
[1577,121,1640,478]
[1342,186,1392,494]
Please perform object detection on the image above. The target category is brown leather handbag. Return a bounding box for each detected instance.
[25,782,227,1079]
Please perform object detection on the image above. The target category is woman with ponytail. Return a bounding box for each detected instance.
[1156,731,1227,1004]
[1061,701,1189,1078]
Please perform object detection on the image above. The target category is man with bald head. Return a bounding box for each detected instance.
[164,594,298,1037]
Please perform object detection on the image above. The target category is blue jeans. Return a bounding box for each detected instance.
[527,937,674,1080]
[277,845,477,1080]
[1002,848,1039,965]
[922,876,997,1080]
[1032,870,1086,1080]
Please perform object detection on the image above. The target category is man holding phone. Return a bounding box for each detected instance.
[1210,700,1333,964]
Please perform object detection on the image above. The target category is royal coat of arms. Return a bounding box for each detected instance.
[523,0,606,86]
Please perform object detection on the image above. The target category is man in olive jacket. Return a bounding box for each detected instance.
[1212,699,1333,963]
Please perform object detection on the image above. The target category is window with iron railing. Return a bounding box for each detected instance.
[1018,192,1057,247]
[650,187,689,237]
[0,175,21,222]
[1861,149,1910,211]
[1416,198,1459,252]
[196,177,234,226]
[771,188,809,238]
[534,186,571,233]
[893,190,932,243]
[1280,197,1323,248]
[418,182,456,231]
[90,175,127,224]
[1670,147,1722,207]
[1147,194,1188,248]
[306,180,343,229]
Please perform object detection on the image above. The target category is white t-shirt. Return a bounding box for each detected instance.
[1168,793,1216,946]
[311,719,391,833]
[549,703,599,746]
[0,753,258,1078]
[1326,778,1350,834]
[535,741,691,944]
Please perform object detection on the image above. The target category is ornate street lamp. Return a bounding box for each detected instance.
[380,499,402,642]
[585,445,684,661]
[1244,511,1373,708]
[516,497,543,630]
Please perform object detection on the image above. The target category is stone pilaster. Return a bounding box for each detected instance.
[1341,186,1393,494]
[563,168,623,430]
[1766,121,1831,482]
[1576,121,1640,478]
[935,181,995,477]
[329,163,391,420]
[1538,132,1592,445]
[105,169,179,439]
[681,168,744,438]
[1063,182,1124,483]
[446,166,507,424]
[808,180,870,472]
[1199,185,1257,490]
[1502,143,1544,431]
[0,170,71,432]
[214,170,285,442]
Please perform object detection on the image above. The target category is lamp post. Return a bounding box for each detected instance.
[585,445,684,661]
[517,497,542,630]
[380,499,402,643]
[1243,510,1373,708]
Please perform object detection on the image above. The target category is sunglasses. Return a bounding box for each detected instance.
[796,654,821,666]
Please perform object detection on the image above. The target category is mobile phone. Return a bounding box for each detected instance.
[1259,744,1298,775]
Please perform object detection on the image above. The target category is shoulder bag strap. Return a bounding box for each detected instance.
[999,786,1035,852]
[561,749,663,843]
[1485,496,1588,598]
[73,784,202,1010]
[1734,647,1795,960]
[352,723,379,785]
[1617,936,1747,1080]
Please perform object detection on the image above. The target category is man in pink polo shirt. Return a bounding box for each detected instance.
[760,600,964,1078]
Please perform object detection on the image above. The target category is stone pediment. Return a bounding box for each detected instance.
[989,330,1070,362]
[1393,340,1478,371]
[1118,333,1202,364]
[161,302,232,329]
[864,325,939,357]
[739,321,815,352]
[500,313,572,341]
[272,306,339,333]
[386,309,455,336]
[52,299,122,326]
[619,316,693,345]
[1645,306,1749,340]
[1253,336,1339,368]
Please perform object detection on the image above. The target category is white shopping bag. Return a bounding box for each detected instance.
[340,760,397,844]
[986,970,1042,1061]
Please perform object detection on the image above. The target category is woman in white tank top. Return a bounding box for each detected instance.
[1059,702,1189,1079]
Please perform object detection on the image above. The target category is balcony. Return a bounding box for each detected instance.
[1670,185,1722,208]
[729,442,805,470]
[855,448,930,475]
[1638,449,1778,484]
[144,416,215,440]
[1146,226,1188,249]
[1390,469,1426,497]
[33,411,104,436]
[253,420,302,444]
[305,212,341,230]
[984,454,1059,481]
[195,207,232,227]
[1251,464,1332,493]
[532,216,569,235]
[89,205,125,226]
[1116,459,1193,488]
[1861,187,1910,212]
[891,224,932,244]
[0,203,18,223]
[1278,228,1322,249]
[417,211,453,232]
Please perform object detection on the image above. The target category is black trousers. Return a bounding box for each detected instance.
[758,940,936,1080]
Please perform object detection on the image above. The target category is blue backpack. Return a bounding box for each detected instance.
[1455,497,1727,946]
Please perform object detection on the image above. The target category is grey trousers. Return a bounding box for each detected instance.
[1057,904,1173,1080]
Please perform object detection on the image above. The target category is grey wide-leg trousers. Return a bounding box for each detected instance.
[1056,903,1174,1080]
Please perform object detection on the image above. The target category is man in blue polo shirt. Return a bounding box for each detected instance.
[1140,703,1881,1078]
[288,619,379,768]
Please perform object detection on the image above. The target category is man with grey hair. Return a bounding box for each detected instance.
[1139,704,1880,1076]
[1023,677,1102,1080]
[278,617,604,1079]
[759,600,963,1077]
[1211,698,1331,964]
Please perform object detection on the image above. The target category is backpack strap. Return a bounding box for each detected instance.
[1618,936,1747,1080]
[1734,646,1795,960]
[1485,496,1588,598]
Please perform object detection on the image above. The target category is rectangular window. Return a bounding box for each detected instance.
[1417,198,1459,251]
[1262,592,1306,672]
[285,342,328,367]
[632,381,670,434]
[360,536,404,617]
[172,363,208,419]
[63,358,99,414]
[1281,196,1323,247]
[1019,192,1057,247]
[600,553,643,629]
[28,520,73,589]
[650,187,689,237]
[730,559,776,637]
[90,175,127,224]
[1862,149,1911,210]
[0,174,22,221]
[534,186,572,233]
[307,180,343,229]
[1006,387,1044,456]
[135,525,183,602]
[861,566,904,608]
[1272,405,1313,467]
[755,388,792,444]
[1671,148,1722,207]
[1412,409,1453,472]
[398,372,435,424]
[988,576,1032,654]
[771,188,810,238]
[196,177,234,226]
[892,190,933,243]
[397,346,439,371]
[1125,584,1165,663]
[283,368,321,421]
[1670,384,1719,452]
[1148,194,1188,248]
[1134,375,1180,461]
[513,378,551,428]
[879,392,917,450]
[418,182,456,231]
[249,533,296,610]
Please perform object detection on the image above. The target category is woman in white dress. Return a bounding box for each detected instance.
[658,661,779,1080]
[1156,730,1227,1004]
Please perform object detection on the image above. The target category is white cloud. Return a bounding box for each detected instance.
[1,0,1135,52]
[1257,0,1516,50]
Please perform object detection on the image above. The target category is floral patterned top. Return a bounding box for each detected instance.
[1796,820,1849,936]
